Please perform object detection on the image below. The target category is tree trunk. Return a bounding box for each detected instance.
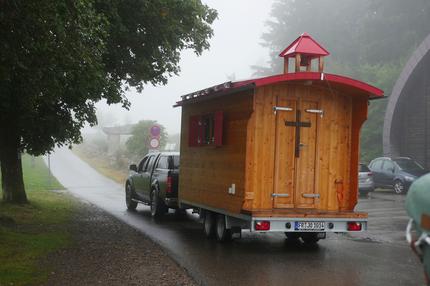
[0,134,27,204]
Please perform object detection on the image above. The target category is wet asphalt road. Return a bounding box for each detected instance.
[47,148,424,286]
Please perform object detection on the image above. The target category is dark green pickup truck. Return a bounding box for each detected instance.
[125,152,179,216]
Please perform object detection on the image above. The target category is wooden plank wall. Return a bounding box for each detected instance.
[349,96,368,209]
[243,86,277,211]
[179,90,254,214]
[244,83,362,213]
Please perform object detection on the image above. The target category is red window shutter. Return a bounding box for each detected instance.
[214,111,223,146]
[188,115,200,147]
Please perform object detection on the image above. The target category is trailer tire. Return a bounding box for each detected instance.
[301,233,320,244]
[215,214,232,242]
[285,232,300,241]
[203,211,216,238]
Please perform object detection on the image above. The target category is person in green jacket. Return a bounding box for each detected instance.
[406,173,430,285]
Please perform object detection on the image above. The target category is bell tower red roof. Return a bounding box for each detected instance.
[279,32,330,58]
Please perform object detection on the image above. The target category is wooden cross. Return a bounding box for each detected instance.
[285,110,311,158]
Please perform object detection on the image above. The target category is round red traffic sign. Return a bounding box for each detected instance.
[150,125,161,137]
[150,138,160,148]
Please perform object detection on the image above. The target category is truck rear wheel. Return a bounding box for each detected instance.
[150,189,167,217]
[215,214,232,242]
[203,211,216,238]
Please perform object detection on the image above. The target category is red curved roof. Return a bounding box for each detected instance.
[234,72,383,96]
[175,72,384,106]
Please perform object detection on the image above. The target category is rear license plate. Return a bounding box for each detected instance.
[294,221,325,231]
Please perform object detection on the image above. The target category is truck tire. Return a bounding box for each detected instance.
[203,211,216,238]
[150,189,167,217]
[125,183,137,211]
[215,214,232,242]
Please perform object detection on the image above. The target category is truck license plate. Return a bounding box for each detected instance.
[294,221,325,231]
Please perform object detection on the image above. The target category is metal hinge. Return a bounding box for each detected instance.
[272,193,290,198]
[302,193,320,198]
[273,106,293,115]
[305,109,324,118]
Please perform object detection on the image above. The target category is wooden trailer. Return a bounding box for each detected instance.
[175,33,384,242]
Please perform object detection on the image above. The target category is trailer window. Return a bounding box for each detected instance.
[188,111,223,147]
[202,115,215,144]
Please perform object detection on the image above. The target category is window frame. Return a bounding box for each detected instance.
[144,155,156,173]
[188,111,223,147]
[138,156,149,173]
[382,160,395,172]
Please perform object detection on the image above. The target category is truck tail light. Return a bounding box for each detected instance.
[166,176,173,193]
[367,172,373,177]
[255,221,270,231]
[347,222,362,231]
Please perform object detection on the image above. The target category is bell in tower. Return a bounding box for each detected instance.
[279,33,330,74]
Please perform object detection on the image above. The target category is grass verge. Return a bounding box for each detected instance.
[0,154,75,286]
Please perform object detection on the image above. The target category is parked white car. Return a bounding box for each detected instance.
[359,164,374,195]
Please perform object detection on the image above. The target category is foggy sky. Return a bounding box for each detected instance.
[95,0,275,135]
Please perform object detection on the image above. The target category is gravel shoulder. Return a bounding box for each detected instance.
[42,200,196,286]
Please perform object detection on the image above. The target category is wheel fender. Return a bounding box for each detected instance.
[151,179,159,191]
[152,180,165,199]
[393,177,405,184]
[125,179,134,190]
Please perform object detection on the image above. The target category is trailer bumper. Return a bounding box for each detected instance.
[250,217,367,233]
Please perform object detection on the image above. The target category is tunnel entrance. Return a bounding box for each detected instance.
[384,34,430,168]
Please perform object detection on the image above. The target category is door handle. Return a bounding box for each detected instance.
[273,106,293,114]
[305,109,324,118]
[302,193,320,198]
[272,193,290,198]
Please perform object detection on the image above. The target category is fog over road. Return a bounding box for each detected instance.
[47,148,422,286]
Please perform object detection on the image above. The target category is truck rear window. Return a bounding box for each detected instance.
[172,156,180,169]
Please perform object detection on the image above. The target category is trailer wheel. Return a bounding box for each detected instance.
[215,214,232,242]
[301,233,320,244]
[203,211,216,238]
[285,232,300,241]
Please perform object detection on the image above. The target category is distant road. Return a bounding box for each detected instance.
[47,148,422,286]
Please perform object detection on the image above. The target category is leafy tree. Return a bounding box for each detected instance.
[126,121,168,160]
[256,0,430,163]
[0,0,217,203]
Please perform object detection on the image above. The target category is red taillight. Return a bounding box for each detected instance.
[255,221,270,231]
[347,222,362,231]
[166,176,172,193]
[367,172,373,177]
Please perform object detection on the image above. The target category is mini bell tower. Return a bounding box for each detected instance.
[279,33,330,74]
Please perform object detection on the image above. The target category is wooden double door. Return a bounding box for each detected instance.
[273,95,321,209]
